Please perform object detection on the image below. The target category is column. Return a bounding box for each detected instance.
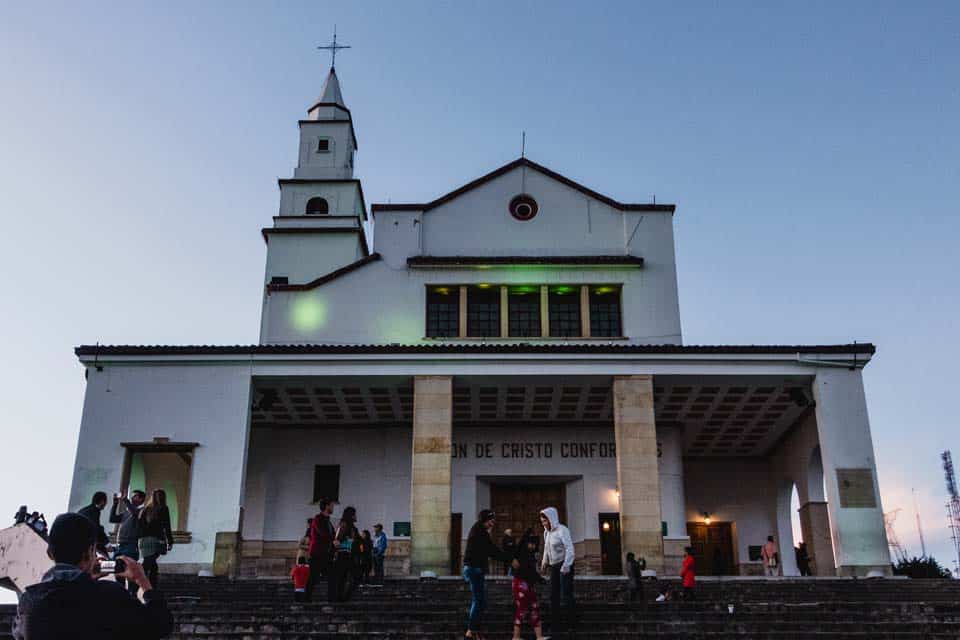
[812,369,891,576]
[410,375,453,575]
[613,375,664,572]
[799,501,835,576]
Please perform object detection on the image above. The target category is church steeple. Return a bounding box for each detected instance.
[316,67,346,109]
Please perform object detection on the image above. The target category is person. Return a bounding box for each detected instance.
[501,528,517,575]
[12,512,173,639]
[372,523,388,583]
[330,506,360,602]
[358,529,374,585]
[510,532,549,640]
[306,498,337,601]
[291,555,310,602]
[539,507,575,636]
[138,489,174,589]
[761,535,779,577]
[462,508,511,639]
[30,514,48,537]
[681,546,696,599]
[625,552,643,602]
[14,506,28,525]
[110,490,146,595]
[77,491,110,553]
[796,542,811,576]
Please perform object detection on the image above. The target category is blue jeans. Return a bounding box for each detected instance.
[462,566,486,632]
[115,543,139,595]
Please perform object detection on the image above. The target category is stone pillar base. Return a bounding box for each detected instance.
[662,536,691,575]
[799,501,835,576]
[837,564,893,577]
[213,531,240,578]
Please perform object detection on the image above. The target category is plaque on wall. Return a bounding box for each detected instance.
[836,468,877,508]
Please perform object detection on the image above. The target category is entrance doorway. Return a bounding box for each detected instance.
[490,483,566,541]
[450,513,462,575]
[598,512,623,575]
[687,521,735,575]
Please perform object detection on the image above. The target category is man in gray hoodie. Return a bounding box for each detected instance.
[109,490,146,594]
[539,507,576,636]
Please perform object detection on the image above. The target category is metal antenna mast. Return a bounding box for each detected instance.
[884,508,908,563]
[942,451,960,577]
[913,488,927,557]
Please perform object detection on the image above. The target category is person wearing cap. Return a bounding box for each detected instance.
[13,512,173,640]
[461,508,511,639]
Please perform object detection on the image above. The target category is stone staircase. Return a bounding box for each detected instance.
[3,575,960,639]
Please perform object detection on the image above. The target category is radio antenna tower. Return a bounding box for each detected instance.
[941,450,960,577]
[884,508,907,563]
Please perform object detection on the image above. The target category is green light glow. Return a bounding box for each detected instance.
[552,285,575,295]
[594,286,616,294]
[433,286,451,295]
[477,283,492,289]
[291,295,328,332]
[509,285,538,295]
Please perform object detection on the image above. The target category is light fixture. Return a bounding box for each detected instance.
[702,511,712,525]
[602,521,611,532]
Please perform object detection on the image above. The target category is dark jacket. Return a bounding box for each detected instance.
[139,506,174,548]
[13,563,173,640]
[512,538,541,583]
[626,558,642,587]
[308,513,336,561]
[76,504,108,551]
[463,523,509,572]
[108,498,141,545]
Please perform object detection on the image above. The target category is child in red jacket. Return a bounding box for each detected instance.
[680,546,696,600]
[291,556,311,602]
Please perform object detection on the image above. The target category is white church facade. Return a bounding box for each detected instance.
[68,66,891,579]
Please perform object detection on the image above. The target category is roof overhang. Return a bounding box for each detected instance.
[407,255,644,269]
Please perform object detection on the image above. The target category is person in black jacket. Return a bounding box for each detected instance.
[77,491,109,553]
[461,509,511,639]
[138,490,174,589]
[13,512,173,640]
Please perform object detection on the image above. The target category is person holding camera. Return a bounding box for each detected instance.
[109,490,146,594]
[13,512,173,639]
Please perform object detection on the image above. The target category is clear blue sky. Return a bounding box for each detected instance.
[1,1,958,589]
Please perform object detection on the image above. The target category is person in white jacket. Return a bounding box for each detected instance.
[539,507,576,635]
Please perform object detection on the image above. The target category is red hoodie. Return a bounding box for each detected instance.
[291,564,310,590]
[681,554,696,588]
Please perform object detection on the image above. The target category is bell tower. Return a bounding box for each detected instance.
[260,33,369,343]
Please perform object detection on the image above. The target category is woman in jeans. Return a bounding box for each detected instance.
[137,489,174,588]
[462,509,510,640]
[330,506,360,602]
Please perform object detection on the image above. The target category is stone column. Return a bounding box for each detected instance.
[613,375,664,572]
[410,375,453,575]
[799,501,835,576]
[812,369,891,576]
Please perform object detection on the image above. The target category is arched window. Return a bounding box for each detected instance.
[305,197,329,215]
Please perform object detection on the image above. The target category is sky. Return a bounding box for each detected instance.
[1,0,958,595]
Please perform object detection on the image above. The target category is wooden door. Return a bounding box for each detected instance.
[449,513,462,575]
[490,484,566,539]
[599,512,623,575]
[687,521,735,575]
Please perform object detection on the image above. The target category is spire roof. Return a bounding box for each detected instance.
[316,67,346,108]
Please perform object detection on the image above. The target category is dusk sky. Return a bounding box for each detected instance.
[1,1,958,595]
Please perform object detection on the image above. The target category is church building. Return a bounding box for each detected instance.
[69,64,891,579]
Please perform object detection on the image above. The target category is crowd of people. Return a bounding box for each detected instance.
[297,499,390,603]
[13,507,48,537]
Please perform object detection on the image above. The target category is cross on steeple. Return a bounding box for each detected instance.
[317,26,351,70]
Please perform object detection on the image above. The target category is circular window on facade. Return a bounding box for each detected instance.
[509,194,539,221]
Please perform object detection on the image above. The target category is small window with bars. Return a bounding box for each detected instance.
[426,286,459,337]
[508,286,541,337]
[548,286,581,337]
[467,285,501,337]
[589,285,622,337]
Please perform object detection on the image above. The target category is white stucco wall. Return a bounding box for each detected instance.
[69,364,253,570]
[262,233,365,286]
